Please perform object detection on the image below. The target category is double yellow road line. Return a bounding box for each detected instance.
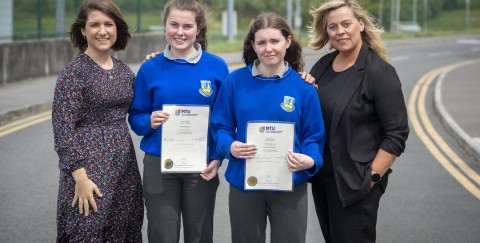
[0,110,51,138]
[408,60,480,200]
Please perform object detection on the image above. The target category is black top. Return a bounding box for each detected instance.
[317,65,352,149]
[317,65,351,175]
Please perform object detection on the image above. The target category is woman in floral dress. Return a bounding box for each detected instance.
[52,0,143,241]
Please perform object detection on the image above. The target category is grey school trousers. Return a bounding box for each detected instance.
[142,153,219,243]
[229,183,308,243]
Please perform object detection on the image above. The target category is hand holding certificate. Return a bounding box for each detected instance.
[161,105,210,173]
[245,122,294,191]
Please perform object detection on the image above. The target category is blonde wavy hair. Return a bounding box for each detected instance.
[308,0,388,62]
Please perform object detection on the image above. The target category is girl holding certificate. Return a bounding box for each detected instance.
[128,0,229,242]
[211,12,326,243]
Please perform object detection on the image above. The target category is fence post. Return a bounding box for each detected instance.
[36,0,42,39]
[137,0,141,33]
[56,0,65,37]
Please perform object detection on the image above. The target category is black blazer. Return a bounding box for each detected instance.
[310,45,409,207]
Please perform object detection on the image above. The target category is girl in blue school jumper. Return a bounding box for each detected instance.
[211,12,325,243]
[128,1,228,242]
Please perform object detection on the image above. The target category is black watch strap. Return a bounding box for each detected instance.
[371,171,381,183]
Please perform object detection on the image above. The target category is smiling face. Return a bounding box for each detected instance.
[81,10,117,55]
[165,8,199,58]
[252,28,291,72]
[326,6,364,55]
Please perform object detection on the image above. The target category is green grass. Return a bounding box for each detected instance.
[428,8,480,31]
[13,7,479,52]
[205,6,480,51]
[383,8,480,39]
[206,30,246,53]
[123,13,163,33]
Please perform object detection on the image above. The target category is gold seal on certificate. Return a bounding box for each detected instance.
[164,159,173,169]
[161,105,210,173]
[247,176,258,187]
[245,121,294,191]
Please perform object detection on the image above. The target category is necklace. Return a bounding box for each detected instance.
[84,50,114,79]
[106,68,114,80]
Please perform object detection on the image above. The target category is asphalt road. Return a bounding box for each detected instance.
[1,39,479,242]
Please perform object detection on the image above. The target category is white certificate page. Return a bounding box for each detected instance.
[161,105,210,173]
[245,122,294,191]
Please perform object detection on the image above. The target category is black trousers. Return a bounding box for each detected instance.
[142,153,219,243]
[311,173,388,243]
[229,183,308,243]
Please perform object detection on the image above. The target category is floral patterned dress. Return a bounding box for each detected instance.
[52,53,143,242]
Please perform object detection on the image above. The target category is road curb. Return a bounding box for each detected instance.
[0,102,52,126]
[433,61,480,163]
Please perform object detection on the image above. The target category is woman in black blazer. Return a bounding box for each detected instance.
[307,1,409,242]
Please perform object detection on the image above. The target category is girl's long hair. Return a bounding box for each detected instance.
[243,12,304,72]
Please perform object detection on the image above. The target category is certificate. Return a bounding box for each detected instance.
[161,105,210,173]
[245,121,294,191]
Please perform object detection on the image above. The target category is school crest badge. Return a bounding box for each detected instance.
[280,96,295,112]
[199,80,213,97]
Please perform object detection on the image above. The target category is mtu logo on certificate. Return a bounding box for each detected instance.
[259,126,276,133]
[175,109,192,116]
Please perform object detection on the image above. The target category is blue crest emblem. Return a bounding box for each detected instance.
[199,80,213,97]
[280,96,295,112]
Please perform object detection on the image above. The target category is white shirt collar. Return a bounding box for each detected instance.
[251,59,289,78]
[163,42,202,64]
